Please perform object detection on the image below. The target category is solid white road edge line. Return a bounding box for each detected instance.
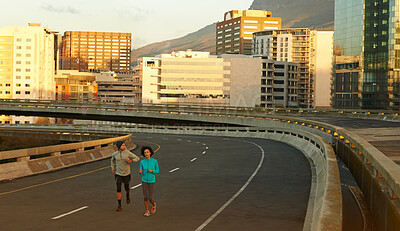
[169,168,180,173]
[131,183,142,189]
[195,141,265,231]
[51,206,89,220]
[190,158,197,162]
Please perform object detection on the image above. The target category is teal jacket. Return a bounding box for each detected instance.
[139,158,159,183]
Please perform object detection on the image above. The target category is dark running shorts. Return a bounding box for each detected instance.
[115,174,131,192]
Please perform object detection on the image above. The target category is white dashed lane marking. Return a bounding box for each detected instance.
[169,168,180,173]
[131,183,142,190]
[190,158,197,162]
[202,151,206,155]
[51,206,89,220]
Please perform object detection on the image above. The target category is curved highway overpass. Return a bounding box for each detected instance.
[0,133,312,231]
[0,99,399,230]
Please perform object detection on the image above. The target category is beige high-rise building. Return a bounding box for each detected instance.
[60,31,131,72]
[216,10,281,55]
[0,23,56,124]
[252,29,333,108]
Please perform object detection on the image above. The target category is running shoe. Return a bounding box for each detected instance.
[152,203,157,214]
[144,210,150,217]
[116,207,122,212]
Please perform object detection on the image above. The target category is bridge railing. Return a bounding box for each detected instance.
[0,99,398,119]
[0,132,134,181]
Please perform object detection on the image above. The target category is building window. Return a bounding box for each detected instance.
[6,83,10,87]
[16,38,22,42]
[26,69,30,72]
[16,91,21,94]
[16,46,22,49]
[26,39,31,42]
[16,76,21,79]
[25,76,30,79]
[26,46,31,50]
[16,84,21,87]
[25,91,30,94]
[25,84,30,87]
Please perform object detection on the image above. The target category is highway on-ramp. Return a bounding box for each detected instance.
[0,133,311,231]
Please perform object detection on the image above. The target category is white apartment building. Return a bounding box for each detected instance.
[139,50,230,106]
[137,50,299,108]
[0,23,56,124]
[252,29,334,108]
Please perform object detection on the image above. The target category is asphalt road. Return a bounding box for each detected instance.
[0,133,312,231]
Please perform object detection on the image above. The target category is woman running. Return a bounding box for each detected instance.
[139,146,159,217]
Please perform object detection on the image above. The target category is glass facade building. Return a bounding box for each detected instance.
[333,0,400,109]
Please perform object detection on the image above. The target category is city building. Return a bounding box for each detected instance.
[60,31,131,73]
[333,0,400,109]
[96,71,139,104]
[55,70,97,101]
[216,10,281,55]
[138,50,299,108]
[252,29,333,108]
[256,58,299,108]
[0,23,57,124]
[140,50,230,105]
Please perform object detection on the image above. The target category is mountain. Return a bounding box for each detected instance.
[250,0,334,29]
[131,0,334,61]
[131,23,216,63]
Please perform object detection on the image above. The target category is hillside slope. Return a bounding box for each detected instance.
[250,0,334,28]
[131,23,216,62]
[132,0,334,61]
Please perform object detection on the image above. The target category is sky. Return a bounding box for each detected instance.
[0,0,254,48]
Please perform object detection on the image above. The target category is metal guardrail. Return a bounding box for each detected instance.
[0,99,398,118]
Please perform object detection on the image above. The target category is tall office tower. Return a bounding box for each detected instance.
[60,31,131,72]
[333,0,400,109]
[0,23,56,124]
[216,10,281,55]
[253,29,334,108]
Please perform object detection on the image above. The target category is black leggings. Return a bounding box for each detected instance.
[142,181,155,202]
[115,174,131,192]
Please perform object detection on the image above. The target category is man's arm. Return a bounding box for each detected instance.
[128,151,140,162]
[111,154,116,173]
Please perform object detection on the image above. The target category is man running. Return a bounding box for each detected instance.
[111,140,140,212]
